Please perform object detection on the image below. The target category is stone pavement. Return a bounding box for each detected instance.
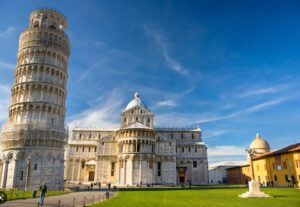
[0,190,115,207]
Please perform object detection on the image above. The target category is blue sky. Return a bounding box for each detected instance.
[0,0,300,164]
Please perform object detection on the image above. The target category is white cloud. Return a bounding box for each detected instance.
[151,87,194,110]
[0,60,14,70]
[67,89,124,130]
[239,83,294,97]
[244,94,299,113]
[208,145,246,156]
[0,26,17,38]
[155,100,177,107]
[0,84,11,123]
[205,129,231,138]
[144,26,189,76]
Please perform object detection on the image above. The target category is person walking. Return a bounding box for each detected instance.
[39,183,47,206]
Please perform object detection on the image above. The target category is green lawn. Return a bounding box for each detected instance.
[3,189,71,200]
[89,186,300,207]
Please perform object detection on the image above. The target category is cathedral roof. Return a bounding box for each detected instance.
[124,92,148,111]
[250,133,270,150]
[123,122,153,130]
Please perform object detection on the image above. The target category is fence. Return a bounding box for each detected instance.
[2,191,113,207]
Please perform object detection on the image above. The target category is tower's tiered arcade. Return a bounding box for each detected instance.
[0,8,70,190]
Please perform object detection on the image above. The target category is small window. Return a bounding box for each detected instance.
[182,147,184,152]
[76,146,79,152]
[131,110,134,114]
[102,142,104,146]
[20,171,24,180]
[181,133,184,139]
[193,161,197,168]
[195,147,197,152]
[274,175,277,181]
[157,162,161,176]
[137,143,140,152]
[89,147,91,152]
[111,162,115,176]
[192,133,194,139]
[189,147,191,152]
[34,164,37,170]
[89,133,92,139]
[283,161,287,169]
[95,147,97,152]
[149,160,153,169]
[285,175,289,182]
[79,134,82,139]
[171,134,173,139]
[50,24,56,29]
[140,110,143,114]
[82,147,85,152]
[124,118,126,122]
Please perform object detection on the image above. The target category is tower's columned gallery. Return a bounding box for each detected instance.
[66,92,209,186]
[0,9,69,190]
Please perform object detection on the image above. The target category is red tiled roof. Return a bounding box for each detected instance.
[253,143,300,160]
[226,164,250,170]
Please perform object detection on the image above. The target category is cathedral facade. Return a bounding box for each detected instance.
[65,93,208,186]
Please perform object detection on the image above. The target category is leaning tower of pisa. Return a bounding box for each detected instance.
[0,8,70,190]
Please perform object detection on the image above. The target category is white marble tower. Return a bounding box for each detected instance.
[0,8,70,190]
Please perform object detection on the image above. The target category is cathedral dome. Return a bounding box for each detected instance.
[124,92,147,111]
[250,133,270,153]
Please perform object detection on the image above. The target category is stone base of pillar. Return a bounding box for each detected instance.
[239,180,272,198]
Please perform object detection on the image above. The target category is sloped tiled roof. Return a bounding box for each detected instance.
[253,143,300,160]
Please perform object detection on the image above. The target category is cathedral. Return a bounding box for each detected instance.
[65,92,209,186]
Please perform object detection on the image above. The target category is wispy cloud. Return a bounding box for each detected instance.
[155,93,299,127]
[151,87,194,109]
[205,129,232,138]
[208,145,246,156]
[144,26,189,76]
[0,26,18,38]
[155,100,177,107]
[238,83,295,97]
[244,94,300,113]
[207,146,247,166]
[67,89,124,129]
[0,84,11,124]
[0,60,14,70]
[78,41,142,81]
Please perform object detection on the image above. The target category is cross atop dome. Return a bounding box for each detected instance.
[134,92,140,98]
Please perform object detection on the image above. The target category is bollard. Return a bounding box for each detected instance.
[99,194,101,202]
[83,195,86,207]
[58,199,61,207]
[73,197,75,207]
[93,195,94,202]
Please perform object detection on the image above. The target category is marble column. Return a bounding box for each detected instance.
[1,160,9,188]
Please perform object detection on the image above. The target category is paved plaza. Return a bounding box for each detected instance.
[0,190,114,207]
